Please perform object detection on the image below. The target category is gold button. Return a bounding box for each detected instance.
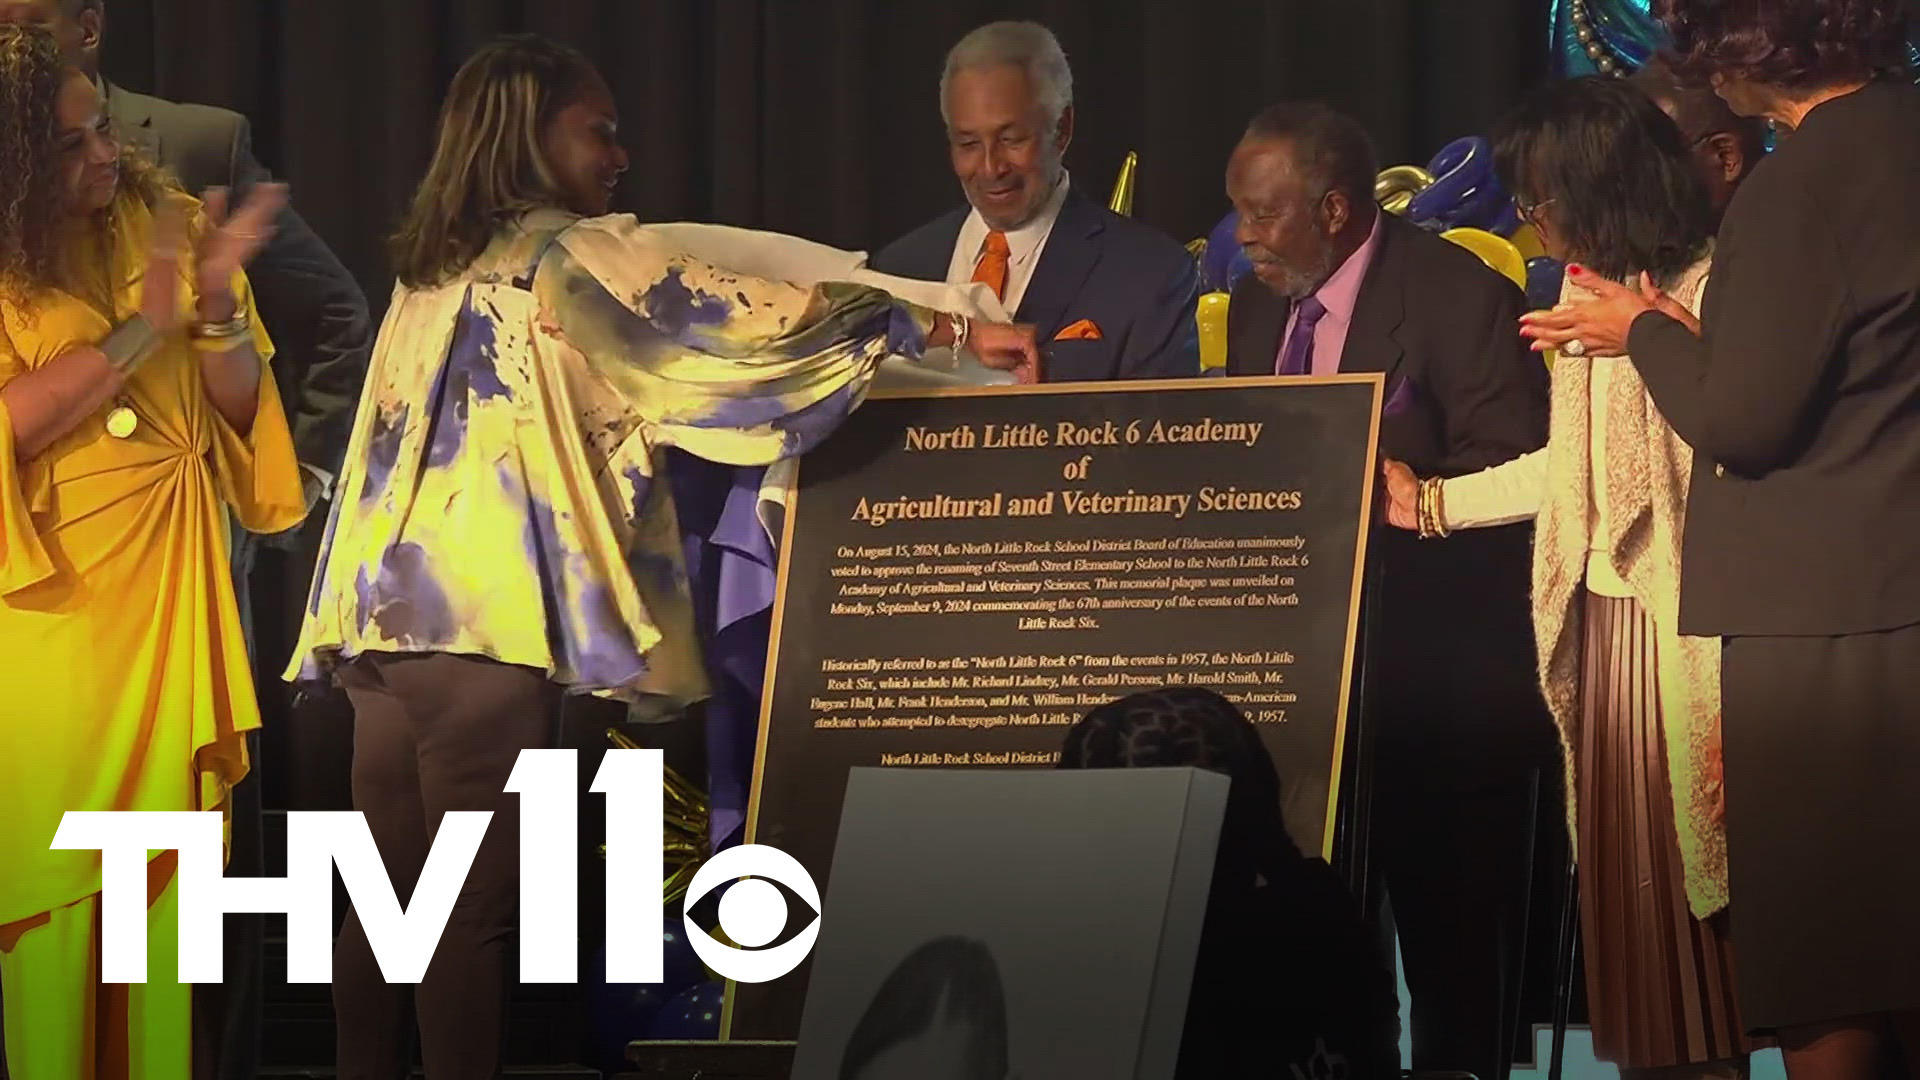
[1714,464,1726,478]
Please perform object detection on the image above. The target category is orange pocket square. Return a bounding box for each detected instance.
[1053,319,1103,341]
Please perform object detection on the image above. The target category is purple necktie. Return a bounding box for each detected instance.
[1275,295,1327,376]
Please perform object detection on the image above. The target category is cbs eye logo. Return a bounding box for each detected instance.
[683,845,823,982]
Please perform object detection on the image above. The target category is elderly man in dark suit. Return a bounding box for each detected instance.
[1222,101,1554,1080]
[870,20,1199,382]
[0,2,371,1078]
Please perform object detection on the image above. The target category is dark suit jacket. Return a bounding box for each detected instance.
[870,191,1200,382]
[1226,213,1553,782]
[106,83,370,482]
[1628,82,1920,638]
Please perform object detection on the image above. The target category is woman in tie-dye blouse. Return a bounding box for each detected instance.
[288,35,1038,1077]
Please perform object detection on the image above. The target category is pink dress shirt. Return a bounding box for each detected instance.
[1276,212,1384,376]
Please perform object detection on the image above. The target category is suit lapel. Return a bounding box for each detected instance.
[1015,193,1102,336]
[1340,216,1408,386]
[105,82,162,162]
[912,211,967,281]
[1225,281,1290,377]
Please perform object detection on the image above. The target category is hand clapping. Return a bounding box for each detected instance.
[140,183,288,332]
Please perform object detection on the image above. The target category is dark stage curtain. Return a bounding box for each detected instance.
[102,0,1550,312]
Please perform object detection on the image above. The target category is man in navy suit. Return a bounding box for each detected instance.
[870,20,1199,382]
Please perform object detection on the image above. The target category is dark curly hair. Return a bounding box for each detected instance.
[1059,686,1305,890]
[1493,76,1715,286]
[1657,0,1914,89]
[0,24,174,312]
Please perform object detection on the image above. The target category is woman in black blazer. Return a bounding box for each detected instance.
[1521,1,1920,1075]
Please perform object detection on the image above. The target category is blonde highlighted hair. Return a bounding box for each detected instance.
[389,34,601,289]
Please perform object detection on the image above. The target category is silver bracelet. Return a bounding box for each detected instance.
[191,310,251,341]
[950,312,971,354]
[101,314,163,374]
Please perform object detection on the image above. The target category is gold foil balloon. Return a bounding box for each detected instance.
[1109,151,1139,217]
[1374,165,1434,215]
[1197,292,1230,372]
[604,728,710,906]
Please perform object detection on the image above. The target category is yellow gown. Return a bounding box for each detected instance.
[0,195,305,1079]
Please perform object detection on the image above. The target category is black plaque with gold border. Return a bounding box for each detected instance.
[722,373,1382,1040]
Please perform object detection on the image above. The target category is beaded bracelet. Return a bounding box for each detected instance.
[1416,476,1451,540]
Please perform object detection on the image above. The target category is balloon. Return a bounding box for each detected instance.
[1406,137,1513,235]
[1509,223,1547,263]
[1374,165,1434,215]
[1196,291,1230,372]
[1108,150,1138,217]
[660,916,709,995]
[1199,212,1253,294]
[644,980,726,1040]
[1441,228,1527,292]
[1525,256,1567,312]
[585,944,675,1073]
[604,728,710,907]
[1486,201,1524,239]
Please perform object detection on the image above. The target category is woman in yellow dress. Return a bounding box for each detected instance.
[0,25,302,1079]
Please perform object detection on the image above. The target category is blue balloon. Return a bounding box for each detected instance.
[1200,211,1253,293]
[1525,256,1567,311]
[659,916,707,996]
[1407,137,1513,235]
[585,944,675,1073]
[644,980,726,1040]
[580,916,707,1069]
[1486,201,1524,239]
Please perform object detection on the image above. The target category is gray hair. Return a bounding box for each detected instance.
[939,21,1073,128]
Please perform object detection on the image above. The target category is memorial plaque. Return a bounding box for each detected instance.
[725,375,1381,1039]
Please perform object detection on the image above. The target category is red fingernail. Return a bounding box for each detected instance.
[1568,264,1585,275]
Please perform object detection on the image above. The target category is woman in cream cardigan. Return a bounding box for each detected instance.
[1383,77,1756,1079]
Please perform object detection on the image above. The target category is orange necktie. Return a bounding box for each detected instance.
[972,230,1010,300]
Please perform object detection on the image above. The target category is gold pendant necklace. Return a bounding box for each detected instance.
[105,396,138,439]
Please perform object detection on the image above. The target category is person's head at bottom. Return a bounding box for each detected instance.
[838,935,1010,1080]
[1059,686,1302,895]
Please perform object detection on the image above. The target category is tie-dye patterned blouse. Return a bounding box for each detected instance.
[286,209,937,706]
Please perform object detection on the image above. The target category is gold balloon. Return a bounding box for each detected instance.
[1197,291,1230,372]
[1374,165,1434,214]
[604,728,710,907]
[1109,151,1139,217]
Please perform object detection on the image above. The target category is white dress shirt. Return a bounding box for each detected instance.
[944,171,1072,316]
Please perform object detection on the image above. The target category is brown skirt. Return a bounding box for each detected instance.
[1577,594,1759,1070]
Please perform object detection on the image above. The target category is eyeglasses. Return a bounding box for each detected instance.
[1515,197,1556,227]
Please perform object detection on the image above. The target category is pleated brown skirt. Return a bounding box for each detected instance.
[1577,594,1761,1071]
